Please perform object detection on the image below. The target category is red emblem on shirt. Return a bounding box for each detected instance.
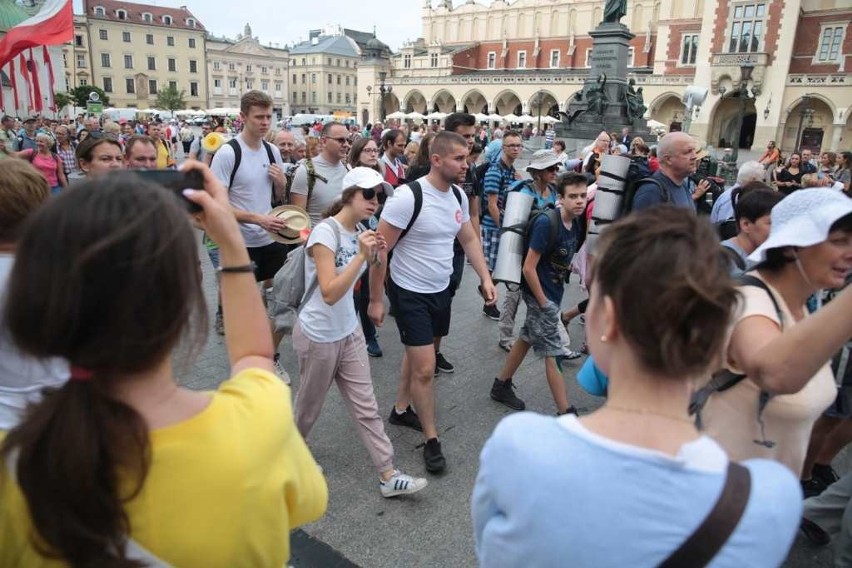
[455,209,462,224]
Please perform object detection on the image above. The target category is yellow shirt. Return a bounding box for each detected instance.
[155,138,172,169]
[0,368,327,567]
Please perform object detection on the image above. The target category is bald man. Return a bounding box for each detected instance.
[632,131,709,212]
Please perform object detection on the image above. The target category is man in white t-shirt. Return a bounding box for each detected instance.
[211,91,288,283]
[368,131,498,474]
[289,122,349,225]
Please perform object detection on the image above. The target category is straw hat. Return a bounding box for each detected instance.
[266,205,311,245]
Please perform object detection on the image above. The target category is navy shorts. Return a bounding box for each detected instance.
[387,276,452,346]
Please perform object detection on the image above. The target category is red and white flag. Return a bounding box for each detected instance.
[0,0,73,69]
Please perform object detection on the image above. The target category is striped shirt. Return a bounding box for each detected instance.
[480,156,516,228]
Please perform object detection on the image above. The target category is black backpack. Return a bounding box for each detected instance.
[396,180,463,242]
[226,138,275,189]
[618,155,667,216]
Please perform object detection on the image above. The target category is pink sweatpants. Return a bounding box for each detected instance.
[292,323,394,474]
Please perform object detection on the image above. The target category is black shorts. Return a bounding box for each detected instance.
[248,242,289,281]
[387,276,452,346]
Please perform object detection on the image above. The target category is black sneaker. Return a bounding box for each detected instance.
[812,463,840,487]
[557,406,579,416]
[423,438,446,473]
[801,477,827,499]
[482,303,501,321]
[389,405,423,432]
[800,518,831,546]
[490,378,526,410]
[435,352,455,374]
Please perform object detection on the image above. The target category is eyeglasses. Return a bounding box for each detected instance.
[545,165,559,172]
[326,136,350,145]
[359,187,377,200]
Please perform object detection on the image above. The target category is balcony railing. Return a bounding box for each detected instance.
[787,74,849,86]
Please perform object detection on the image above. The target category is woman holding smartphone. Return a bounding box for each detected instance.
[292,167,427,498]
[0,164,327,566]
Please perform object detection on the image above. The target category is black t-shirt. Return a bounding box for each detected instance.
[777,168,803,194]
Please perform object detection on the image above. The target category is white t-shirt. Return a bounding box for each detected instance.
[297,219,363,343]
[210,135,284,248]
[381,178,470,294]
[0,254,68,429]
[289,155,348,226]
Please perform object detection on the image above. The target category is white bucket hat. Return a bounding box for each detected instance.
[342,166,394,198]
[526,149,562,172]
[748,188,852,263]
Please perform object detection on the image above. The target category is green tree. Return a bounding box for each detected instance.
[54,92,73,110]
[68,85,110,107]
[154,85,186,111]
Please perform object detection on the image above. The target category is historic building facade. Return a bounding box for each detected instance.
[206,24,290,117]
[385,0,852,153]
[80,0,208,109]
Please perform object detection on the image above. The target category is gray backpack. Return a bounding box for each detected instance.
[270,218,340,334]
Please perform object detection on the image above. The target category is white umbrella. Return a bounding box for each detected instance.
[647,119,667,130]
[541,115,560,124]
[474,113,490,122]
[405,111,426,120]
[386,110,406,119]
[502,113,521,123]
[426,111,447,120]
[488,113,503,122]
[518,114,536,123]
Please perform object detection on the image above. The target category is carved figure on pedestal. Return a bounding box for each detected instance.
[625,78,647,123]
[586,74,609,118]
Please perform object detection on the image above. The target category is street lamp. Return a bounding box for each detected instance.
[367,71,392,122]
[533,91,545,140]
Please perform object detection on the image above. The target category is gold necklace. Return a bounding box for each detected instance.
[604,404,695,425]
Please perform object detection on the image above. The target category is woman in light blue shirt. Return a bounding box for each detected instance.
[473,207,802,567]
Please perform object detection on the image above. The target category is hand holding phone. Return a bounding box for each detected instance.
[129,169,205,213]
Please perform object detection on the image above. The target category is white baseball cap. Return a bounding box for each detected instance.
[342,166,394,198]
[749,188,852,263]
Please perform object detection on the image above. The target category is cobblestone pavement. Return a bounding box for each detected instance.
[185,249,843,567]
[175,139,839,566]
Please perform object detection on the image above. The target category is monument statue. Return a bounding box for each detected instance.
[586,74,609,117]
[625,78,647,123]
[603,0,628,23]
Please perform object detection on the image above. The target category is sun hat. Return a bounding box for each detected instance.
[266,205,311,245]
[342,166,394,198]
[748,188,852,263]
[526,149,562,172]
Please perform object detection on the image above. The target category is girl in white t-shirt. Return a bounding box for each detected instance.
[292,167,428,498]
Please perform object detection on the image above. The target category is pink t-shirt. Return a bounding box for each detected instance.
[25,150,59,187]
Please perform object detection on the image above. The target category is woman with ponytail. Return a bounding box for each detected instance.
[0,164,327,566]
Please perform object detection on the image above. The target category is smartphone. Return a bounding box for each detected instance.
[130,169,204,213]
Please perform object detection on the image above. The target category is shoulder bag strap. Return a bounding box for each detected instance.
[297,218,340,315]
[226,138,241,189]
[398,181,423,242]
[659,462,751,568]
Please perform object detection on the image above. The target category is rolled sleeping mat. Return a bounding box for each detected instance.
[492,191,534,285]
[587,154,631,248]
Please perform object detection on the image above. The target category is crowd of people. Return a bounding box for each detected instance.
[1,89,851,567]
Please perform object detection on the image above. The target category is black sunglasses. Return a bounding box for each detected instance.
[325,136,350,145]
[359,187,377,200]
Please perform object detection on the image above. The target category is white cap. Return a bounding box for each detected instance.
[748,188,852,263]
[342,166,394,198]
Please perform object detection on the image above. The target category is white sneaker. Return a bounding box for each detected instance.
[380,470,428,498]
[273,356,290,385]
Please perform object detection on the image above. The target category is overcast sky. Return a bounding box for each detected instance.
[72,0,426,50]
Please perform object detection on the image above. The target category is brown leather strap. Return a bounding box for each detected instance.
[659,463,751,568]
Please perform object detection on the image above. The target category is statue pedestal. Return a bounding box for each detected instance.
[555,22,650,149]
